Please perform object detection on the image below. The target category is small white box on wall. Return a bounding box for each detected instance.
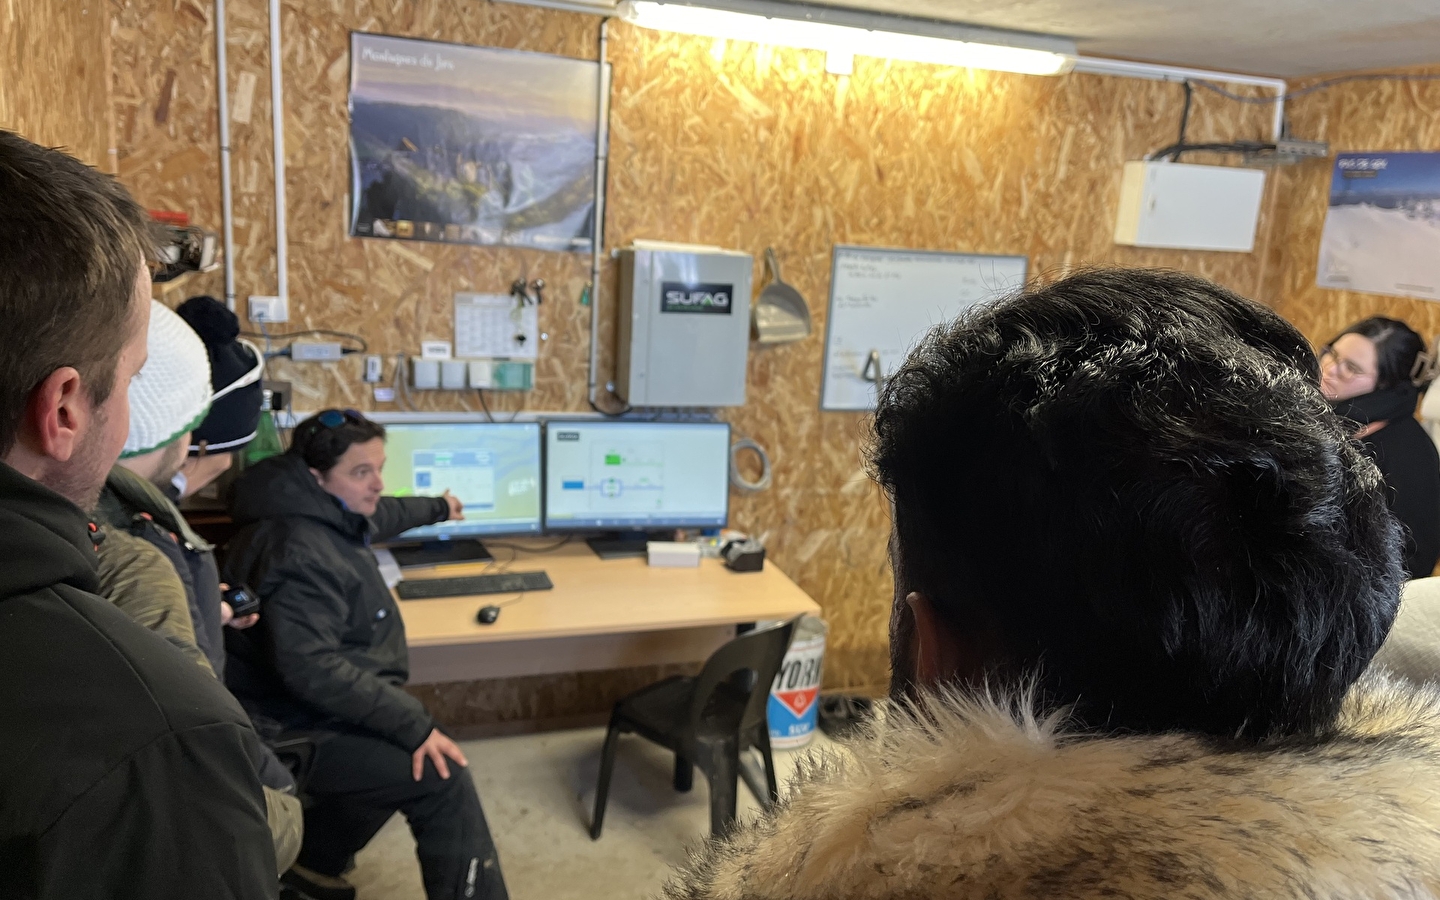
[1114,161,1267,253]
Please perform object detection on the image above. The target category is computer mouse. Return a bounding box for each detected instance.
[476,605,501,625]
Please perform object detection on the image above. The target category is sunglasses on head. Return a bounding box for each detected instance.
[317,408,362,428]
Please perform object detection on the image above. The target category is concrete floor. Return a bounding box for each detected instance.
[347,727,831,900]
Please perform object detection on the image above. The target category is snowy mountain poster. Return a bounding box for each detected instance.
[1317,152,1440,300]
[348,33,599,252]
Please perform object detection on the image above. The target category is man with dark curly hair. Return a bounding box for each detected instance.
[666,269,1440,900]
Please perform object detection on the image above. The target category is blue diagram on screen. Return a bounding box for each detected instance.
[379,421,542,539]
[544,421,730,530]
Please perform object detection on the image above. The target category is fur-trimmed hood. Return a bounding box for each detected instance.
[666,674,1440,899]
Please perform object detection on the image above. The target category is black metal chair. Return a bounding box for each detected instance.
[590,617,799,839]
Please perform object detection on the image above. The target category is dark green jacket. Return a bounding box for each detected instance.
[95,527,211,673]
[95,465,226,676]
[94,465,296,794]
[0,461,276,898]
[223,453,449,751]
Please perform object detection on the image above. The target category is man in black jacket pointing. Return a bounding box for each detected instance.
[0,131,277,898]
[224,409,508,900]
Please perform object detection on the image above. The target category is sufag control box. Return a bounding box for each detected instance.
[615,241,753,407]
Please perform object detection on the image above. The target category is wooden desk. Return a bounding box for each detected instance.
[395,540,821,683]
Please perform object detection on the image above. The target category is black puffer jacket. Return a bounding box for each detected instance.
[1333,385,1440,577]
[223,452,450,751]
[0,461,276,897]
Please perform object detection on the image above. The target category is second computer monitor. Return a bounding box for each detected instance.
[544,420,730,531]
[379,420,543,540]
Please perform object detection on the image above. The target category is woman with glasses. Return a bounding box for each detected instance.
[222,409,509,900]
[1320,317,1440,577]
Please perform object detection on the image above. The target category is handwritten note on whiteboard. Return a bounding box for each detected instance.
[820,245,1028,411]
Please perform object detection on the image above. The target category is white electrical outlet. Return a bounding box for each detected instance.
[440,360,468,390]
[411,358,440,390]
[248,294,289,323]
[363,355,383,383]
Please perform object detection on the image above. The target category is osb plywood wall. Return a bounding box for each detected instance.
[105,0,1277,726]
[1268,65,1440,346]
[0,0,114,171]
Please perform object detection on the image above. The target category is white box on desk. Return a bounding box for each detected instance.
[647,541,701,568]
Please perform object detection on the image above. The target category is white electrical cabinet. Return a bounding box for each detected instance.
[1114,161,1267,253]
[616,241,753,407]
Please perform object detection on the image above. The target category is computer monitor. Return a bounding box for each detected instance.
[378,419,542,565]
[543,420,731,540]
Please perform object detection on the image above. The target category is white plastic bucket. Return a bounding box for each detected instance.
[767,615,827,749]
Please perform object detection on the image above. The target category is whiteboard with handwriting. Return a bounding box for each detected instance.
[820,245,1028,411]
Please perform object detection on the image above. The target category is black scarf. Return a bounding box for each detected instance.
[1330,383,1419,427]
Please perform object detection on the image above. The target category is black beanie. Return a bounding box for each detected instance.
[176,295,264,454]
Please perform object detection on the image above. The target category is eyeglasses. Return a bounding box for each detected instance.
[1319,346,1373,382]
[317,408,362,428]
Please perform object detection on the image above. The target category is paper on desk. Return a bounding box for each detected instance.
[372,547,403,589]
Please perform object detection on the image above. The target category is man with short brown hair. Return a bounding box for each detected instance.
[0,131,277,897]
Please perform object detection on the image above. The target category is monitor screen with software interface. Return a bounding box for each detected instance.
[379,421,542,540]
[544,420,731,531]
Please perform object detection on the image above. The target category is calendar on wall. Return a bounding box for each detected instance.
[453,292,539,361]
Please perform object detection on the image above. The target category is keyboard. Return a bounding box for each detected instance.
[396,571,553,600]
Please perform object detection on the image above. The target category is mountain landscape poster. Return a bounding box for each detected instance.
[349,33,599,252]
[1317,151,1440,301]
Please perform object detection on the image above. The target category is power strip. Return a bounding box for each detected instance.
[290,341,344,362]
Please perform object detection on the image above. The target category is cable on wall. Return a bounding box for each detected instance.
[394,353,416,411]
[1147,139,1276,161]
[477,390,522,424]
[730,437,772,493]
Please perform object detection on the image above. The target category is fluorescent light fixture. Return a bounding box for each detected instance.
[617,0,1076,76]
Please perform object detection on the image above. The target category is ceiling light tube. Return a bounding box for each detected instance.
[617,0,1076,76]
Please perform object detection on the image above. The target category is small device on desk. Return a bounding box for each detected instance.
[396,570,554,600]
[543,420,731,559]
[476,604,502,625]
[721,538,766,572]
[372,418,542,567]
[647,541,701,568]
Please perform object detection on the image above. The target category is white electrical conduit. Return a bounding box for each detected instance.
[214,0,236,310]
[267,0,289,309]
[587,18,610,406]
[1071,57,1288,142]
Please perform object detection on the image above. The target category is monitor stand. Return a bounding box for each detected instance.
[586,531,664,560]
[390,539,494,569]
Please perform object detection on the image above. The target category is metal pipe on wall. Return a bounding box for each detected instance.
[215,0,236,310]
[587,17,611,405]
[1072,57,1287,141]
[267,0,289,306]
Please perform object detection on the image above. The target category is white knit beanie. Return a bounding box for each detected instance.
[121,301,213,458]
